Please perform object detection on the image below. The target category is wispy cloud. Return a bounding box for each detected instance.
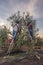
[0,0,30,19]
[0,0,43,18]
[0,0,43,19]
[27,0,43,34]
[0,0,43,34]
[28,0,43,18]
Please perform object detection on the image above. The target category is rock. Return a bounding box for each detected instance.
[36,55,40,60]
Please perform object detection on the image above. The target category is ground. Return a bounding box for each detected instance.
[0,49,43,65]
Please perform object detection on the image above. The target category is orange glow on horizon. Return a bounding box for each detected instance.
[38,34,43,39]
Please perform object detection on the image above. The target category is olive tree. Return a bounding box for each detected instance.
[7,11,38,54]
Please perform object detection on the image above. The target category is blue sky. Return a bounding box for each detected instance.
[0,0,43,35]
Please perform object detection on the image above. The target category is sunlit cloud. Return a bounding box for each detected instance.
[0,19,5,26]
[0,19,11,29]
[28,0,43,18]
[38,33,43,39]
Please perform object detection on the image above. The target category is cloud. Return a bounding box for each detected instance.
[28,0,43,18]
[0,0,43,19]
[37,17,43,30]
[0,0,43,34]
[28,0,37,17]
[38,33,43,39]
[0,0,30,19]
[0,18,11,30]
[27,0,43,35]
[0,19,5,25]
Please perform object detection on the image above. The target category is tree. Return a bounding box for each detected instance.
[0,25,11,49]
[7,11,38,54]
[35,37,43,46]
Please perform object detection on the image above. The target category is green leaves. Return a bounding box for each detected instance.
[7,11,38,54]
[0,26,9,48]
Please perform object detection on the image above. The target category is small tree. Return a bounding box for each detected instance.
[0,25,10,49]
[35,37,43,46]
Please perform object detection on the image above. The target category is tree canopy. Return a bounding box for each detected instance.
[7,11,38,53]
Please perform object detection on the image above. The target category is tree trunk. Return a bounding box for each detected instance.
[7,39,16,54]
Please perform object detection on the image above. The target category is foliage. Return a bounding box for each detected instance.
[7,11,38,53]
[0,25,10,48]
[35,37,43,46]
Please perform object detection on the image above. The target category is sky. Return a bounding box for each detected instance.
[0,0,43,36]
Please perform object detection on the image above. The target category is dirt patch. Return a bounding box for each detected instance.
[0,48,43,65]
[0,53,43,65]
